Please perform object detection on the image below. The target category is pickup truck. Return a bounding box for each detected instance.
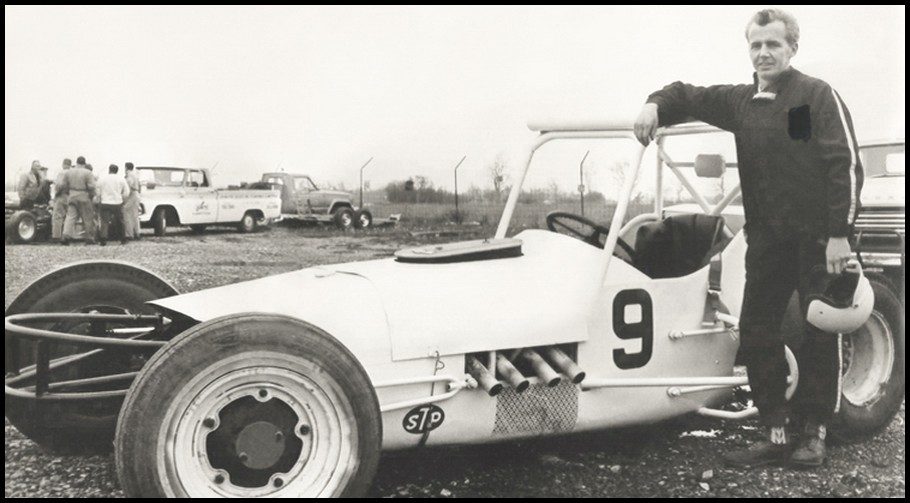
[138,166,281,236]
[257,172,388,229]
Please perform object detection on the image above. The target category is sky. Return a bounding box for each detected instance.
[5,5,905,196]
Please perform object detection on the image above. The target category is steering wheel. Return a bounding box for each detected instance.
[545,211,637,263]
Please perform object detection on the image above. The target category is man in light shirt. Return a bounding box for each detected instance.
[97,164,130,245]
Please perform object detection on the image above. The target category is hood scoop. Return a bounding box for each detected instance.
[395,238,522,264]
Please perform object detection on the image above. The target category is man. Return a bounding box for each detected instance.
[633,8,862,468]
[97,164,130,245]
[16,160,45,209]
[122,162,141,240]
[59,156,97,245]
[51,158,72,241]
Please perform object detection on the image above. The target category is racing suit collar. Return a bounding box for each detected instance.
[752,66,799,96]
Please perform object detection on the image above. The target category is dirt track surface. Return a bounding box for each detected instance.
[5,225,906,497]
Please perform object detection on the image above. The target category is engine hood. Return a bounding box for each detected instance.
[150,230,639,361]
[861,176,905,207]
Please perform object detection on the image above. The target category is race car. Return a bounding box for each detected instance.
[5,122,903,497]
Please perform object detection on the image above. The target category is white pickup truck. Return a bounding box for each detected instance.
[138,166,280,236]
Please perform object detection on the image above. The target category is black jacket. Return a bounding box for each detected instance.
[646,67,863,239]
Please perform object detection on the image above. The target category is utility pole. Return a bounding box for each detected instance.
[453,155,466,220]
[579,150,590,216]
[359,157,373,209]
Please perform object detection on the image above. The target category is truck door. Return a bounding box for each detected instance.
[185,169,218,224]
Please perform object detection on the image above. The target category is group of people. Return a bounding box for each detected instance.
[17,156,142,245]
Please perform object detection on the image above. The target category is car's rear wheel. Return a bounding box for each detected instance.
[4,262,178,453]
[115,314,381,497]
[831,277,904,441]
[7,211,37,243]
[332,207,354,230]
[238,212,257,233]
[152,208,168,236]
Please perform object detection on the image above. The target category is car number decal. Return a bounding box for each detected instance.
[403,404,445,434]
[613,289,654,369]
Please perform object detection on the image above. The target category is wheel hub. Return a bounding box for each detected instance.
[841,312,894,407]
[19,219,35,239]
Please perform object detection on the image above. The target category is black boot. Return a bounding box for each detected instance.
[724,426,792,468]
[790,422,827,468]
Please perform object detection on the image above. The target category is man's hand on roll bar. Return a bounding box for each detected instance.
[634,103,660,146]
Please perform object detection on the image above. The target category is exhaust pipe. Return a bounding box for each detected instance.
[519,349,561,387]
[467,356,503,396]
[496,354,529,393]
[542,347,586,384]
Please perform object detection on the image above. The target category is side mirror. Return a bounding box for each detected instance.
[694,154,725,178]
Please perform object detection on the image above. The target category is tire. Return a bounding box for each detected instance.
[4,262,179,453]
[238,212,257,233]
[190,224,207,234]
[831,277,905,442]
[115,314,381,497]
[7,211,38,244]
[152,208,168,236]
[332,207,355,230]
[354,209,373,230]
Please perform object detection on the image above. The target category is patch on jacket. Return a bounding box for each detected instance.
[788,105,811,141]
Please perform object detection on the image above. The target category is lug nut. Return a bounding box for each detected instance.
[202,417,216,428]
[258,389,268,398]
[238,452,248,462]
[273,477,284,488]
[214,474,225,484]
[275,431,284,442]
[299,425,311,435]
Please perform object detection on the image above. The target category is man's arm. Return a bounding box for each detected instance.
[121,179,130,200]
[634,82,746,145]
[814,85,863,273]
[86,172,97,198]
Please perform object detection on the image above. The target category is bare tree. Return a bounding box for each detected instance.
[488,154,508,202]
[413,175,430,204]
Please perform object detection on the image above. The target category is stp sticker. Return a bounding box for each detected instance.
[402,404,445,434]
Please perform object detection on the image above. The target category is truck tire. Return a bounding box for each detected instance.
[332,207,354,230]
[115,314,381,497]
[354,209,373,230]
[4,261,179,453]
[831,276,905,442]
[7,210,38,244]
[152,208,168,236]
[238,212,257,233]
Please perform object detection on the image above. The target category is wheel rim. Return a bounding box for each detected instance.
[160,353,357,497]
[358,214,370,227]
[341,214,352,228]
[243,215,254,229]
[841,311,894,407]
[18,218,35,240]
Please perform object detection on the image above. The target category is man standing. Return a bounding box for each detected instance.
[122,162,141,240]
[60,156,97,245]
[97,164,130,245]
[51,158,72,241]
[16,160,45,209]
[634,8,863,468]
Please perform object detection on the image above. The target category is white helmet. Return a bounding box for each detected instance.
[806,260,875,334]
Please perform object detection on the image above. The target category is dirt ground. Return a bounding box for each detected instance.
[4,225,905,497]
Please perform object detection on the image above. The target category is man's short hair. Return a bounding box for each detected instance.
[125,162,134,171]
[109,164,119,174]
[76,156,86,166]
[63,158,72,167]
[745,8,800,47]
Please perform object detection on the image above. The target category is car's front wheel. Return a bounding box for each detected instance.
[7,210,38,243]
[115,314,381,497]
[831,276,904,441]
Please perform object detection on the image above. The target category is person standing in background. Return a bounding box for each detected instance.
[60,156,97,245]
[122,162,141,240]
[97,164,130,246]
[51,158,72,241]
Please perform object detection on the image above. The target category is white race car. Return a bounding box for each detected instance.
[5,122,903,497]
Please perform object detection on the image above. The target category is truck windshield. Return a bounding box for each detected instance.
[293,177,318,191]
[138,168,186,187]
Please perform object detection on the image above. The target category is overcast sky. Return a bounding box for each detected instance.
[5,5,905,194]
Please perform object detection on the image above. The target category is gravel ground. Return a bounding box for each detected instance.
[5,225,905,497]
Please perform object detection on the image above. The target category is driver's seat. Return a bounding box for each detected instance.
[633,214,729,279]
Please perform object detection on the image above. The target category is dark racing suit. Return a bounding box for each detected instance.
[646,67,864,427]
